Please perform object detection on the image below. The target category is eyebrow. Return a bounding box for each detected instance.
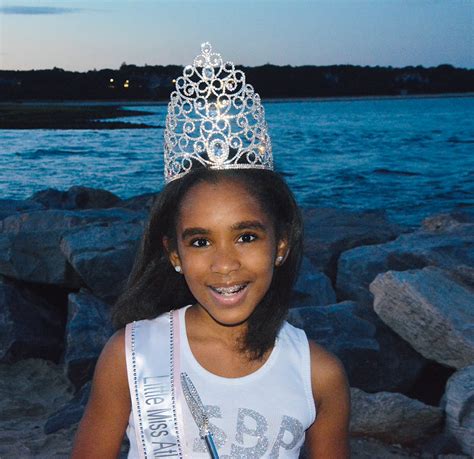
[181,227,210,240]
[181,220,267,240]
[231,220,267,232]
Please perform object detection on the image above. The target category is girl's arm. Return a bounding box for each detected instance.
[305,340,351,459]
[71,328,131,459]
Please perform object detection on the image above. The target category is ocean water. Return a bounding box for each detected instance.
[1,97,473,227]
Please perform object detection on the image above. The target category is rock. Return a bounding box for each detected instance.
[422,210,474,232]
[292,256,336,307]
[119,192,159,212]
[28,186,121,210]
[303,207,402,279]
[370,267,474,369]
[0,208,144,286]
[354,303,429,394]
[64,290,114,388]
[0,358,75,457]
[447,264,474,290]
[287,302,426,392]
[0,276,64,363]
[0,199,44,220]
[350,387,443,444]
[337,221,474,306]
[45,382,91,434]
[444,365,474,456]
[350,437,459,459]
[60,220,144,301]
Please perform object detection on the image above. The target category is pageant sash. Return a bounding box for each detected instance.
[126,312,183,458]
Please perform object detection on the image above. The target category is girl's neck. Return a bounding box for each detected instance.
[184,304,272,378]
[186,304,248,349]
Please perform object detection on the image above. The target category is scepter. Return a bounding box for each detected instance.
[180,372,220,459]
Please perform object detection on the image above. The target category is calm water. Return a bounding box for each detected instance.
[1,97,473,227]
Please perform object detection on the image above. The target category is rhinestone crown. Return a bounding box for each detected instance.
[164,42,273,183]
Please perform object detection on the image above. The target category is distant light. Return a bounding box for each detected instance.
[110,78,114,83]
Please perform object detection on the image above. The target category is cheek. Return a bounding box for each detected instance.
[177,247,205,272]
[248,244,277,275]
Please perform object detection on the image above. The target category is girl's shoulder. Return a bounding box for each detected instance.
[96,328,128,386]
[279,322,348,405]
[307,339,350,411]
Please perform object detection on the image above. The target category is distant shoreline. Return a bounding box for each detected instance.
[1,91,473,107]
[1,93,472,129]
[0,104,158,129]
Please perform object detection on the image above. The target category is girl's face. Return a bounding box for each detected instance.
[168,179,288,326]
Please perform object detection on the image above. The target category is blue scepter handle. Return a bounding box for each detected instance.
[204,432,219,459]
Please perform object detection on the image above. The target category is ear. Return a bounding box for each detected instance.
[275,237,289,266]
[162,236,181,269]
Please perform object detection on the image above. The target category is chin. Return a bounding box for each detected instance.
[199,301,257,328]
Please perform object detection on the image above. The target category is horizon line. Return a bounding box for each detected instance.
[2,62,473,72]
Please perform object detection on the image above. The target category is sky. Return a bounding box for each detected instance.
[0,0,472,71]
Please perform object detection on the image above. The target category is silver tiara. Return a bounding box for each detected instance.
[164,42,273,183]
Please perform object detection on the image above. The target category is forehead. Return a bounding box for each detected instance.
[177,179,270,228]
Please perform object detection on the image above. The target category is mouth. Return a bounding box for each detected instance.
[209,283,248,297]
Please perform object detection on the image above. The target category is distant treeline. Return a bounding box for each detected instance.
[1,63,473,101]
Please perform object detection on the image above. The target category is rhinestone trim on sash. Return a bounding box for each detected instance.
[130,321,148,457]
[170,310,184,458]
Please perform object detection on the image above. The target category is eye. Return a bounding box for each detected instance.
[191,238,210,248]
[238,233,257,243]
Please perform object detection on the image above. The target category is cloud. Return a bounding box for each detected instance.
[0,6,82,15]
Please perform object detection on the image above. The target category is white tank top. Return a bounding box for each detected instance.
[126,305,316,458]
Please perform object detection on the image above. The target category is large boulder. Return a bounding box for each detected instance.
[287,302,426,392]
[0,208,144,287]
[350,387,443,443]
[0,276,64,363]
[45,381,91,434]
[60,220,144,301]
[64,290,115,388]
[370,267,474,369]
[118,192,158,212]
[28,186,121,210]
[443,365,474,456]
[0,199,44,220]
[303,207,402,279]
[337,219,474,306]
[291,257,336,307]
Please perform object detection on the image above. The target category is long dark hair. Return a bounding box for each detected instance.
[112,167,303,359]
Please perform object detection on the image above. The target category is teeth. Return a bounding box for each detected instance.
[213,284,245,295]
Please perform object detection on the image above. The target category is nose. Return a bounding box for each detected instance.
[210,244,241,275]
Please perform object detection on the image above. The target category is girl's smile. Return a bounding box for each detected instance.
[167,178,287,328]
[207,281,249,308]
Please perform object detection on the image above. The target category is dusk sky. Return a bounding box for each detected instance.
[1,0,472,71]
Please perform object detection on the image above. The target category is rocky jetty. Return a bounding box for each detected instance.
[0,187,473,457]
[370,267,474,369]
[336,213,474,307]
[350,387,443,443]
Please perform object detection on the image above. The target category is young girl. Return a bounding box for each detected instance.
[72,43,350,459]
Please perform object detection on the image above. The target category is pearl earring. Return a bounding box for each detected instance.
[276,256,284,265]
[174,265,182,273]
